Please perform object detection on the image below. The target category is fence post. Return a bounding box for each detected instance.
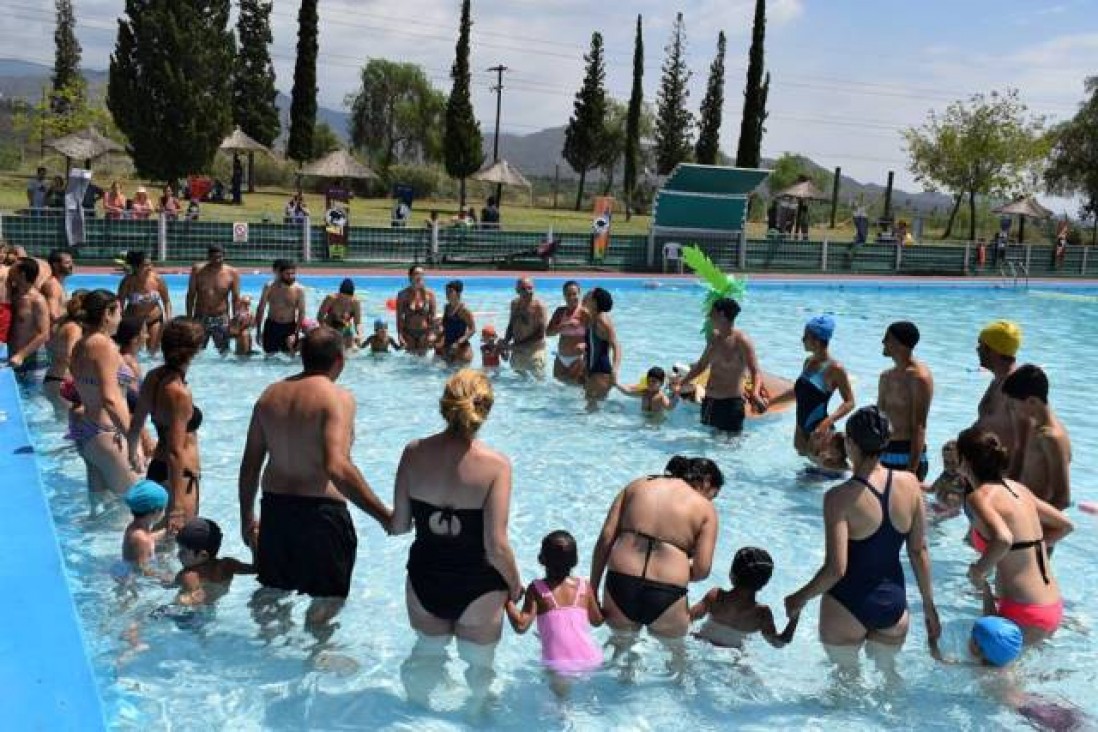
[737,231,746,271]
[963,242,971,276]
[1024,244,1032,270]
[157,213,167,262]
[821,239,828,272]
[1082,245,1089,276]
[894,242,902,272]
[302,217,312,263]
[646,228,655,269]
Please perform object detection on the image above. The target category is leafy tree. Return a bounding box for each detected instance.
[1045,77,1098,243]
[443,0,483,209]
[311,121,342,160]
[347,60,446,173]
[287,0,318,163]
[903,89,1047,241]
[597,100,628,195]
[14,84,119,152]
[695,31,727,165]
[766,153,829,194]
[52,0,84,115]
[233,0,280,147]
[108,0,235,181]
[735,0,769,168]
[563,32,609,210]
[623,15,644,208]
[654,12,693,176]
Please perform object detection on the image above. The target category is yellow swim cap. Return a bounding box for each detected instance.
[979,320,1022,357]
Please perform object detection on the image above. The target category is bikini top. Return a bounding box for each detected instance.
[151,367,203,434]
[967,480,1049,584]
[127,290,161,308]
[557,309,586,338]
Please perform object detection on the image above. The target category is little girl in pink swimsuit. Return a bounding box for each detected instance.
[506,530,604,685]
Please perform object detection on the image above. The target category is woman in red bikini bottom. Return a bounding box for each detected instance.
[958,427,1074,645]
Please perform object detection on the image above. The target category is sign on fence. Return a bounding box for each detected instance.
[232,222,249,244]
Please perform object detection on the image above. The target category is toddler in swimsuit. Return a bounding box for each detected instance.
[229,296,256,356]
[480,324,506,369]
[172,518,255,606]
[690,547,798,649]
[363,319,401,353]
[615,366,679,414]
[926,440,967,518]
[506,530,604,693]
[116,480,169,581]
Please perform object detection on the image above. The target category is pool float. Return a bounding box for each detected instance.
[1079,501,1098,515]
[385,297,398,311]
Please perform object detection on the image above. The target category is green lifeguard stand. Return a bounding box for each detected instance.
[648,164,770,269]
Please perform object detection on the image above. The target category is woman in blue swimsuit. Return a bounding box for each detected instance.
[440,280,475,365]
[785,406,940,673]
[794,315,855,465]
[581,287,620,404]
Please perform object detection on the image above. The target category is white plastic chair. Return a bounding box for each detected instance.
[662,241,684,273]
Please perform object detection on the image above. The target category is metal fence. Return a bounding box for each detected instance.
[1,210,1094,278]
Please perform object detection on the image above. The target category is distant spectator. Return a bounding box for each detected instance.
[391,198,411,228]
[231,155,244,205]
[45,175,66,211]
[284,192,309,224]
[466,206,478,229]
[481,196,500,230]
[26,166,48,210]
[159,184,181,220]
[994,232,1008,266]
[766,199,778,232]
[83,181,104,218]
[104,181,127,220]
[131,187,153,220]
[210,179,226,203]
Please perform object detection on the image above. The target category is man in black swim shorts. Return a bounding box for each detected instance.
[239,327,392,627]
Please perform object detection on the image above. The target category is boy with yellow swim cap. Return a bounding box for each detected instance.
[979,321,1022,358]
[974,320,1022,458]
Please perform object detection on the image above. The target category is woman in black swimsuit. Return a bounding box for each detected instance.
[590,463,719,642]
[391,369,522,707]
[127,318,205,534]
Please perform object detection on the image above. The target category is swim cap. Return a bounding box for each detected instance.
[481,324,497,337]
[846,405,892,454]
[806,314,836,343]
[979,320,1022,357]
[886,321,920,349]
[373,318,386,330]
[177,517,223,557]
[972,616,1023,667]
[671,363,691,377]
[124,480,168,515]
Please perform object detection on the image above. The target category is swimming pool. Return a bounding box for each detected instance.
[21,274,1098,730]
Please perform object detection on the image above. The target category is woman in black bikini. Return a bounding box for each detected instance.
[117,251,171,355]
[43,289,88,417]
[127,318,205,534]
[391,369,522,707]
[396,264,436,355]
[590,463,719,643]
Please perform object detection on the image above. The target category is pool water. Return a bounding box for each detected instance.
[22,275,1098,731]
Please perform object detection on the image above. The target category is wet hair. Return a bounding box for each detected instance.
[688,457,725,490]
[1002,364,1048,405]
[440,368,493,438]
[276,259,297,273]
[339,278,355,295]
[13,257,39,284]
[207,245,224,256]
[732,547,774,592]
[408,264,424,277]
[125,250,149,270]
[562,280,580,294]
[711,297,741,322]
[886,321,920,349]
[646,366,666,384]
[47,247,72,267]
[160,318,205,369]
[588,287,613,313]
[112,316,146,351]
[845,406,892,456]
[956,427,1009,484]
[664,455,690,479]
[271,258,288,273]
[64,289,89,322]
[539,530,578,584]
[301,326,344,372]
[82,289,119,328]
[446,279,464,295]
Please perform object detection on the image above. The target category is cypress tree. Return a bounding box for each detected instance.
[52,0,84,115]
[695,31,727,165]
[443,0,483,209]
[563,32,608,211]
[233,0,280,147]
[623,15,644,209]
[287,0,319,163]
[108,0,235,181]
[654,12,693,176]
[735,0,769,168]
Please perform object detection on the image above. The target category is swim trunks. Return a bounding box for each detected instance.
[0,303,11,343]
[701,396,746,433]
[13,349,51,385]
[200,314,230,352]
[510,343,547,377]
[880,440,929,481]
[257,493,357,598]
[262,319,296,354]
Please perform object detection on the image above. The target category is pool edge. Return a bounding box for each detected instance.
[0,367,107,730]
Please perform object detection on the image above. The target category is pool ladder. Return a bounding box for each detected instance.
[1000,260,1029,290]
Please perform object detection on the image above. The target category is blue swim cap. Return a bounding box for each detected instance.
[124,479,169,515]
[972,616,1024,667]
[373,319,386,330]
[806,314,836,343]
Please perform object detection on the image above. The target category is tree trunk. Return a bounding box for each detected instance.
[603,166,615,196]
[575,169,587,211]
[968,189,977,243]
[940,191,963,240]
[459,177,466,210]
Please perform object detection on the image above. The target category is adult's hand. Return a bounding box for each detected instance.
[924,603,941,645]
[784,591,806,620]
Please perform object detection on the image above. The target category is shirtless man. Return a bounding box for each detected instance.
[395,265,436,355]
[5,258,52,385]
[40,248,74,325]
[502,277,547,377]
[255,260,305,355]
[185,245,240,354]
[1002,365,1072,509]
[681,298,765,435]
[972,321,1022,470]
[239,327,392,626]
[876,321,934,481]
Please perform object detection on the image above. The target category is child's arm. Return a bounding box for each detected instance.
[505,583,537,634]
[224,557,257,576]
[586,583,605,627]
[614,383,642,398]
[981,581,998,617]
[389,337,403,351]
[689,588,718,621]
[176,570,207,606]
[760,605,800,648]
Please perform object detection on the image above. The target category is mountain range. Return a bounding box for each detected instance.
[0,59,953,213]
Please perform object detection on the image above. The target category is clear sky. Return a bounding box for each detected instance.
[1,0,1094,200]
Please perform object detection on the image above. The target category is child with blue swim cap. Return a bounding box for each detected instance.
[970,615,1024,667]
[120,479,169,577]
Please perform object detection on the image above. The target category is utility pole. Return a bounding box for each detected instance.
[487,64,508,205]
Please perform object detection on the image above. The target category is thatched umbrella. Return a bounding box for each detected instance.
[473,159,531,206]
[300,149,376,180]
[775,178,829,201]
[993,196,1053,244]
[219,127,273,193]
[45,127,124,170]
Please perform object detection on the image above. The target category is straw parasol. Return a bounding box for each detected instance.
[775,178,829,201]
[219,127,273,194]
[45,127,124,169]
[472,159,531,188]
[993,196,1053,243]
[300,149,376,180]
